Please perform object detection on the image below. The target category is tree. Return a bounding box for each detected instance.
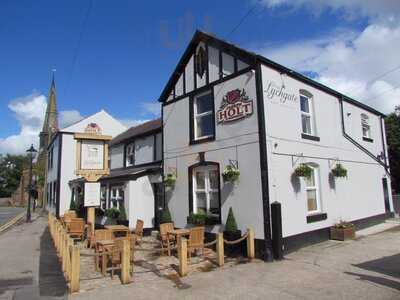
[385,105,400,193]
[0,154,29,197]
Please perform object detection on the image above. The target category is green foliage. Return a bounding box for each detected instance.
[222,165,240,183]
[105,207,120,219]
[33,159,45,187]
[164,173,176,187]
[294,164,313,179]
[119,203,127,221]
[95,208,105,217]
[385,106,400,192]
[0,154,29,197]
[225,207,238,232]
[187,211,207,225]
[160,207,172,224]
[331,163,348,178]
[333,220,354,229]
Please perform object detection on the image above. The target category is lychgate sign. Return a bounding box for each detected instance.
[217,89,253,123]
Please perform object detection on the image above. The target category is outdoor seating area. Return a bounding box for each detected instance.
[48,212,255,294]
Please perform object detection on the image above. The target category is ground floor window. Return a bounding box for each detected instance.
[305,165,321,214]
[109,185,124,209]
[100,185,107,210]
[192,164,220,216]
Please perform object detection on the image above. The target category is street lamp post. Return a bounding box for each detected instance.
[26,144,37,222]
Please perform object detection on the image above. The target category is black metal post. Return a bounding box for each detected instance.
[26,144,37,223]
[26,151,33,222]
[271,201,284,260]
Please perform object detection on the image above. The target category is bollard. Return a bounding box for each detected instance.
[247,227,255,259]
[216,233,224,267]
[70,245,80,293]
[178,237,188,277]
[120,239,131,284]
[271,201,284,260]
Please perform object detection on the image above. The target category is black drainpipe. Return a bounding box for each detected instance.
[255,62,273,262]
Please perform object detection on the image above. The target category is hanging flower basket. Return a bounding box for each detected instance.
[164,173,177,187]
[294,164,313,179]
[331,163,347,178]
[222,165,240,183]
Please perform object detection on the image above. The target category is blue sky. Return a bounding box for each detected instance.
[1,0,399,154]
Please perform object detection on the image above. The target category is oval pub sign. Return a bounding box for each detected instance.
[217,89,253,123]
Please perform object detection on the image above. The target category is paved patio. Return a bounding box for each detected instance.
[72,223,400,300]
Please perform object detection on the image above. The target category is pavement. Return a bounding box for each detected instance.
[1,214,400,300]
[0,207,25,227]
[0,210,67,300]
[72,221,400,300]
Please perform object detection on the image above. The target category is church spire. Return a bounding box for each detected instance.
[39,73,59,151]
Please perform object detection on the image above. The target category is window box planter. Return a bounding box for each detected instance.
[330,222,355,241]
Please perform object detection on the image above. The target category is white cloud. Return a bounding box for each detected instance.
[59,110,84,129]
[118,118,150,128]
[0,93,47,155]
[259,0,400,23]
[141,102,160,116]
[0,93,85,155]
[255,20,400,113]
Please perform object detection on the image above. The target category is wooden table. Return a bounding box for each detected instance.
[104,225,130,239]
[96,240,115,276]
[167,229,190,245]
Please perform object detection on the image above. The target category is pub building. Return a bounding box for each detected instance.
[159,31,393,259]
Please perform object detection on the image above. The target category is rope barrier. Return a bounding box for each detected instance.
[204,240,217,247]
[223,232,249,245]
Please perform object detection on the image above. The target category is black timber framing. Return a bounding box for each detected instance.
[158,30,385,119]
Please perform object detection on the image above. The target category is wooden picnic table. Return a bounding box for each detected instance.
[167,228,190,245]
[96,239,115,276]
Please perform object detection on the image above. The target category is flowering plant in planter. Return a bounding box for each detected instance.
[330,220,355,241]
[164,173,177,187]
[222,165,240,183]
[294,164,313,179]
[331,163,347,178]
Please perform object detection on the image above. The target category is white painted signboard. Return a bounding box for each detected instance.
[84,182,101,207]
[81,140,104,170]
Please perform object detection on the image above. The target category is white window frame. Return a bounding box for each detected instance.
[361,114,371,139]
[305,165,321,215]
[100,186,107,210]
[109,186,124,209]
[193,91,214,140]
[300,93,315,136]
[192,165,219,216]
[125,143,135,167]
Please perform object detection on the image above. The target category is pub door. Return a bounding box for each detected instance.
[153,183,164,229]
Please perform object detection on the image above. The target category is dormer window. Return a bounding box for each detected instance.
[126,143,134,167]
[361,113,372,140]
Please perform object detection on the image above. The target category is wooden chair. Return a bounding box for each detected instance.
[67,220,85,241]
[159,222,175,256]
[94,229,113,271]
[108,238,129,278]
[132,219,144,245]
[188,227,205,259]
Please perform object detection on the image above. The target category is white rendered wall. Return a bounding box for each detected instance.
[127,177,155,229]
[261,64,393,238]
[163,71,265,239]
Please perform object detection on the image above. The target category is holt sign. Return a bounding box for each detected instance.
[217,89,253,124]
